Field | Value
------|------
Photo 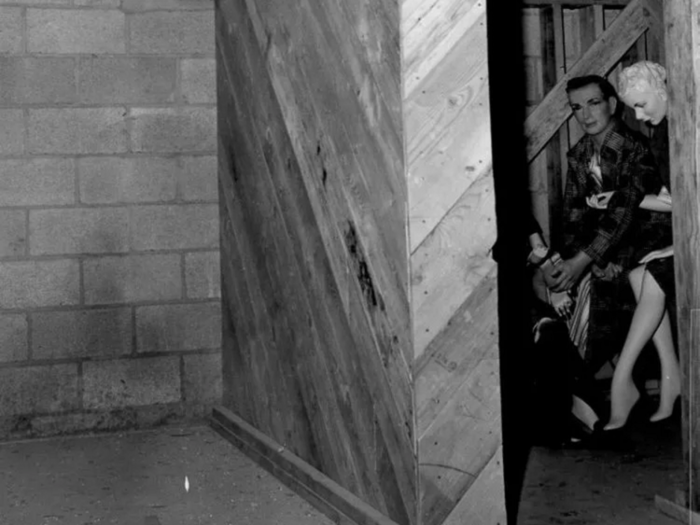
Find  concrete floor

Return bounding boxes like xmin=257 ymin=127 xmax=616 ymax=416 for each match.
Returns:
xmin=0 ymin=418 xmax=688 ymax=525
xmin=518 ymin=412 xmax=685 ymax=525
xmin=1 ymin=424 xmax=333 ymax=525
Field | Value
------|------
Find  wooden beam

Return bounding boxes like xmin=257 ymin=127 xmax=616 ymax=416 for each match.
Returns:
xmin=538 ymin=4 xmax=566 ymax=246
xmin=664 ymin=0 xmax=700 ymax=512
xmin=656 ymin=495 xmax=700 ymax=524
xmin=524 ymin=0 xmax=653 ymax=162
xmin=644 ymin=0 xmax=665 ymax=64
xmin=211 ymin=407 xmax=401 ymax=525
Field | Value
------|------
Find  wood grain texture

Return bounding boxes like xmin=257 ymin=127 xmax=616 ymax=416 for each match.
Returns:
xmin=664 ymin=0 xmax=700 ymax=510
xmin=217 ymin=0 xmax=415 ymax=523
xmin=441 ymin=446 xmax=506 ymax=525
xmin=404 ymin=0 xmax=504 ymax=519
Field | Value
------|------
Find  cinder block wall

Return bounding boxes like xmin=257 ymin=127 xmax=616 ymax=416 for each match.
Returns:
xmin=0 ymin=0 xmax=221 ymax=440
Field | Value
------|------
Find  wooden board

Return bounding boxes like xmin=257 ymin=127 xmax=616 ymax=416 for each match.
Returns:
xmin=403 ymin=0 xmax=506 ymax=522
xmin=212 ymin=407 xmax=401 ymax=525
xmin=216 ymin=0 xmax=415 ymax=523
xmin=664 ymin=0 xmax=700 ymax=511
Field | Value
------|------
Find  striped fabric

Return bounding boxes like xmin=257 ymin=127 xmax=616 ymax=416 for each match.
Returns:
xmin=566 ymin=272 xmax=592 ymax=359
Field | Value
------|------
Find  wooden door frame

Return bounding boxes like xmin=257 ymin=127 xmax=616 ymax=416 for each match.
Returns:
xmin=488 ymin=1 xmax=699 ymax=521
xmin=659 ymin=0 xmax=700 ymax=519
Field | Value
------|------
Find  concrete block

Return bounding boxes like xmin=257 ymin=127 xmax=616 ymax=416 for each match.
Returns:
xmin=177 ymin=155 xmax=218 ymax=201
xmin=0 ymin=364 xmax=79 ymax=416
xmin=130 ymin=204 xmax=218 ymax=251
xmin=185 ymin=251 xmax=220 ymax=299
xmin=0 ymin=109 xmax=24 ymax=155
xmin=0 ymin=158 xmax=75 ymax=207
xmin=122 ymin=0 xmax=213 ymax=12
xmin=181 ymin=59 xmax=216 ymax=103
xmin=28 ymin=9 xmax=126 ymax=54
xmin=130 ymin=107 xmax=216 ymax=153
xmin=0 ymin=314 xmax=28 ymax=363
xmin=32 ymin=308 xmax=132 ymax=360
xmin=129 ymin=11 xmax=214 ymax=54
xmin=183 ymin=353 xmax=221 ymax=405
xmin=83 ymin=254 xmax=182 ymax=305
xmin=79 ymin=57 xmax=177 ymax=104
xmin=0 ymin=0 xmax=68 ymax=4
xmin=78 ymin=157 xmax=178 ymax=205
xmin=0 ymin=210 xmax=26 ymax=258
xmin=30 ymin=208 xmax=129 ymax=256
xmin=21 ymin=404 xmax=188 ymax=439
xmin=136 ymin=302 xmax=221 ymax=353
xmin=0 ymin=8 xmax=22 ymax=53
xmin=0 ymin=260 xmax=80 ymax=309
xmin=74 ymin=0 xmax=120 ymax=6
xmin=83 ymin=356 xmax=181 ymax=409
xmin=28 ymin=108 xmax=128 ymax=154
xmin=0 ymin=57 xmax=76 ymax=105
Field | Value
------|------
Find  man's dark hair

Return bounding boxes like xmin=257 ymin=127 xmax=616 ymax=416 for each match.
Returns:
xmin=566 ymin=75 xmax=619 ymax=102
xmin=566 ymin=75 xmax=620 ymax=115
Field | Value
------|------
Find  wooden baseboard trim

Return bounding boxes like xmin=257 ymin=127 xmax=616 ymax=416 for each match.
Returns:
xmin=210 ymin=406 xmax=400 ymax=525
xmin=655 ymin=494 xmax=700 ymax=524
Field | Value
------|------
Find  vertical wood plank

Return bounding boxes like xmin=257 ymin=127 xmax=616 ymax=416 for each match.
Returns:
xmin=664 ymin=0 xmax=700 ymax=511
xmin=541 ymin=5 xmax=565 ymax=245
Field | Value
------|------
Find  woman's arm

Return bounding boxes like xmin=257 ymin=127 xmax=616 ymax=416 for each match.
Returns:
xmin=639 ymin=191 xmax=672 ymax=212
xmin=588 ymin=187 xmax=672 ymax=212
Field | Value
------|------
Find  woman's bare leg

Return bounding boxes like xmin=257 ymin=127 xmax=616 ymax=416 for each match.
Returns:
xmin=646 ymin=278 xmax=681 ymax=422
xmin=605 ymin=266 xmax=667 ymax=430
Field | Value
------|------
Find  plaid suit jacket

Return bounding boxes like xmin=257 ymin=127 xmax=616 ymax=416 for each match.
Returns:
xmin=560 ymin=119 xmax=662 ymax=269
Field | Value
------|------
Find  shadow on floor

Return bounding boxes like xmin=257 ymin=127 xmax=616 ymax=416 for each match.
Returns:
xmin=1 ymin=424 xmax=333 ymax=525
xmin=518 ymin=412 xmax=684 ymax=525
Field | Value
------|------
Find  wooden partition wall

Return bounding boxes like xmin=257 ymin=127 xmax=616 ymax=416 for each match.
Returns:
xmin=405 ymin=0 xmax=506 ymax=523
xmin=214 ymin=0 xmax=700 ymax=523
xmin=213 ymin=0 xmax=416 ymax=523
xmin=213 ymin=0 xmax=508 ymax=523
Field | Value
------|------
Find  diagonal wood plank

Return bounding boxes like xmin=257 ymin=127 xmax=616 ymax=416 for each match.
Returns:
xmin=415 ymin=265 xmax=498 ymax=438
xmin=419 ymin=358 xmax=501 ymax=525
xmin=411 ymin=172 xmax=496 ymax=358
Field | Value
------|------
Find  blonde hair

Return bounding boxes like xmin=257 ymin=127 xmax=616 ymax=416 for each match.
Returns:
xmin=618 ymin=61 xmax=667 ymax=100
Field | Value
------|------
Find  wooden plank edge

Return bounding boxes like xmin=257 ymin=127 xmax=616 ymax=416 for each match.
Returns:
xmin=655 ymin=494 xmax=700 ymax=524
xmin=210 ymin=406 xmax=402 ymax=525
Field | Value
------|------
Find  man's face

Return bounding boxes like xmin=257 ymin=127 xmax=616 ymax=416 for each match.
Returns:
xmin=568 ymin=83 xmax=617 ymax=138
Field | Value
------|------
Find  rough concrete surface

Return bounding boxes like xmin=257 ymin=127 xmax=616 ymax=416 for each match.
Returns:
xmin=519 ymin=414 xmax=684 ymax=525
xmin=0 ymin=424 xmax=333 ymax=525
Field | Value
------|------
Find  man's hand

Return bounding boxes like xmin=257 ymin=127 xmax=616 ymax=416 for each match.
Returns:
xmin=597 ymin=262 xmax=623 ymax=281
xmin=550 ymin=251 xmax=593 ymax=292
xmin=586 ymin=191 xmax=615 ymax=209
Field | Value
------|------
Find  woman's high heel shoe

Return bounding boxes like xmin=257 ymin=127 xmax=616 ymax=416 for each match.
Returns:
xmin=650 ymin=394 xmax=681 ymax=423
xmin=604 ymin=381 xmax=641 ymax=431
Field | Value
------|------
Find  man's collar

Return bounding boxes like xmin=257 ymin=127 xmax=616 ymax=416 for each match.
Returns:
xmin=581 ymin=118 xmax=625 ymax=155
xmin=602 ymin=118 xmax=627 ymax=155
